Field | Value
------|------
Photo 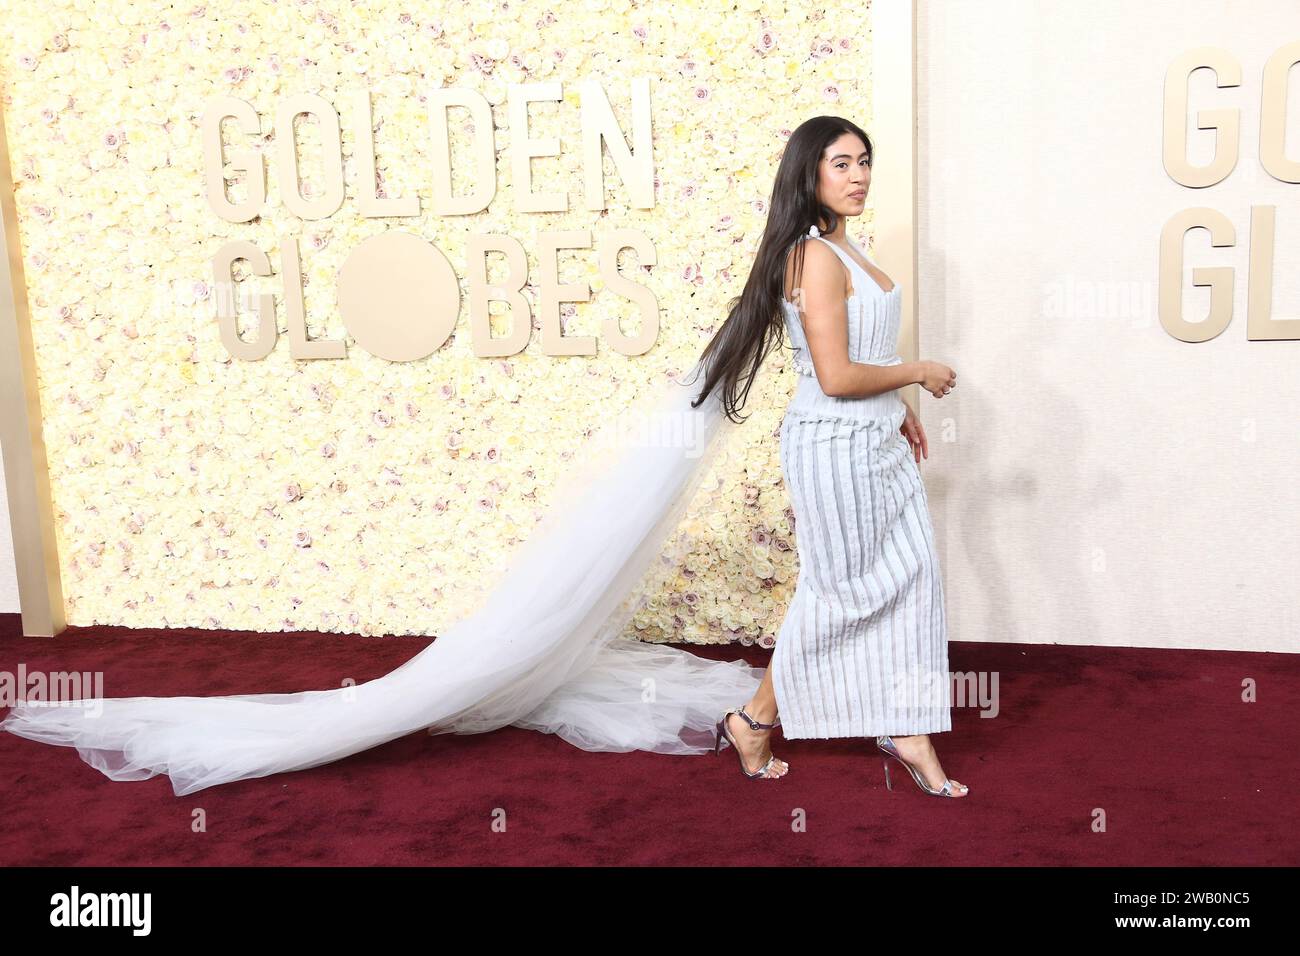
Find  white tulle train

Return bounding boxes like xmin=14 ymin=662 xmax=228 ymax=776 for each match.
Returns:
xmin=2 ymin=357 xmax=764 ymax=795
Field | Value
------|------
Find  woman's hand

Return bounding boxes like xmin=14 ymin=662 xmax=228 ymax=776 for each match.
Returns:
xmin=900 ymin=401 xmax=928 ymax=464
xmin=916 ymin=360 xmax=956 ymax=398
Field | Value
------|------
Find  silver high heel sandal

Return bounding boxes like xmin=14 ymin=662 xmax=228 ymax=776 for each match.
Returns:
xmin=877 ymin=735 xmax=969 ymax=798
xmin=714 ymin=706 xmax=787 ymax=779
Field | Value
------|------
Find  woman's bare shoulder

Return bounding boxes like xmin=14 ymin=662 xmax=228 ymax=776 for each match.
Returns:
xmin=784 ymin=237 xmax=849 ymax=303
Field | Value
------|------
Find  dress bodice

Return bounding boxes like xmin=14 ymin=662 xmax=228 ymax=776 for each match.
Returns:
xmin=781 ymin=225 xmax=903 ymax=377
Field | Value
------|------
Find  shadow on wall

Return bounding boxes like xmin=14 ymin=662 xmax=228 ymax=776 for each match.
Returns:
xmin=916 ymin=242 xmax=1116 ymax=650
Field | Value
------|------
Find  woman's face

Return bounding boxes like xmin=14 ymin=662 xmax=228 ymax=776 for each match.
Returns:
xmin=816 ymin=132 xmax=871 ymax=227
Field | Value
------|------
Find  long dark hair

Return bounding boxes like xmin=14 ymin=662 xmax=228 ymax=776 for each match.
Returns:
xmin=688 ymin=116 xmax=873 ymax=423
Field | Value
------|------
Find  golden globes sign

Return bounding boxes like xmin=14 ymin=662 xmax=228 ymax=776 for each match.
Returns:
xmin=203 ymin=80 xmax=660 ymax=362
xmin=1160 ymin=40 xmax=1300 ymax=342
xmin=1 ymin=1 xmax=884 ymax=639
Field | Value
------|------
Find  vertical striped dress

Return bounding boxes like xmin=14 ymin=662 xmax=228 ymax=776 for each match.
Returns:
xmin=771 ymin=227 xmax=952 ymax=738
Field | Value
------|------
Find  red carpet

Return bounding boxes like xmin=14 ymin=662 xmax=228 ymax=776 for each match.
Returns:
xmin=1 ymin=612 xmax=1295 ymax=866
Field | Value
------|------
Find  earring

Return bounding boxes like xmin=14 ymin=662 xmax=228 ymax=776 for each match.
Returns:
xmin=808 ymin=224 xmax=821 ymax=237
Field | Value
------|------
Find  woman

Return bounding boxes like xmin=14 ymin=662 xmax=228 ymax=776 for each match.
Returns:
xmin=2 ymin=116 xmax=965 ymax=799
xmin=692 ymin=116 xmax=966 ymax=796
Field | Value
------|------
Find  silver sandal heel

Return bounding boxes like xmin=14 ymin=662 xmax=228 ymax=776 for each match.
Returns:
xmin=877 ymin=735 xmax=968 ymax=797
xmin=714 ymin=706 xmax=787 ymax=779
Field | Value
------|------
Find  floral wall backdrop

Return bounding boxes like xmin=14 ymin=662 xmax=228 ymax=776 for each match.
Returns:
xmin=1 ymin=0 xmax=875 ymax=642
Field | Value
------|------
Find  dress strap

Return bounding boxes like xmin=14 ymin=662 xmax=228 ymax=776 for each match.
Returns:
xmin=801 ymin=225 xmax=858 ymax=274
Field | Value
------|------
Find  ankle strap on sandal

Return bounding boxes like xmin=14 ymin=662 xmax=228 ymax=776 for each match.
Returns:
xmin=733 ymin=706 xmax=780 ymax=731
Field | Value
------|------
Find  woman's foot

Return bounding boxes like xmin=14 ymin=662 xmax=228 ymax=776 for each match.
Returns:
xmin=726 ymin=702 xmax=789 ymax=779
xmin=888 ymin=734 xmax=967 ymax=796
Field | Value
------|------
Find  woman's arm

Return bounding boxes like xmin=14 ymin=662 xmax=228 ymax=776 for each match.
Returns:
xmin=790 ymin=240 xmax=920 ymax=399
xmin=826 ymin=360 xmax=920 ymax=400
